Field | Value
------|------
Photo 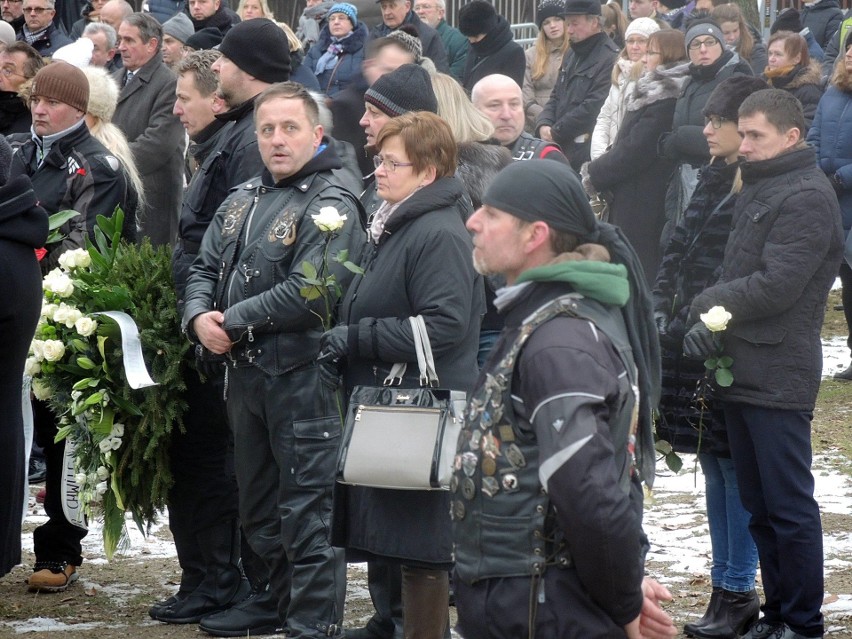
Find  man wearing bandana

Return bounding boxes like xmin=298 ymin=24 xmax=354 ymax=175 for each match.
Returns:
xmin=455 ymin=160 xmax=676 ymax=639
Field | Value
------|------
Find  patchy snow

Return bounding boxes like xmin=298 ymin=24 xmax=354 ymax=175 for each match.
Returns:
xmin=5 ymin=617 xmax=125 ymax=633
xmin=824 ymin=336 xmax=849 ymax=378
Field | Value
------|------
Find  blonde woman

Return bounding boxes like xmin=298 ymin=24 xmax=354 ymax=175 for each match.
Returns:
xmin=237 ymin=0 xmax=273 ymax=20
xmin=590 ymin=16 xmax=658 ymax=160
xmin=522 ymin=0 xmax=569 ymax=131
xmin=81 ymin=66 xmax=143 ymax=226
xmin=431 ymin=72 xmax=493 ymax=143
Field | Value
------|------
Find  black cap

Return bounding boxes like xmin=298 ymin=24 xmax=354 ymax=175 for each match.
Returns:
xmin=186 ymin=27 xmax=223 ymax=50
xmin=218 ymin=19 xmax=291 ymax=84
xmin=563 ymin=0 xmax=601 ymax=16
xmin=703 ymin=75 xmax=769 ymax=121
xmin=458 ymin=0 xmax=499 ymax=37
xmin=364 ymin=63 xmax=437 ymax=117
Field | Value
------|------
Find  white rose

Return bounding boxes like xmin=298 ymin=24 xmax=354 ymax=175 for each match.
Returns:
xmin=110 ymin=437 xmax=122 ymax=450
xmin=64 ymin=308 xmax=83 ymax=328
xmin=75 ymin=316 xmax=98 ymax=337
xmin=71 ymin=390 xmax=82 ymax=401
xmin=31 ymin=378 xmax=52 ymax=401
xmin=98 ymin=438 xmax=112 ymax=453
xmin=24 ymin=357 xmax=41 ymax=377
xmin=74 ymin=249 xmax=91 ymax=268
xmin=95 ymin=481 xmax=108 ymax=497
xmin=311 ymin=206 xmax=347 ymax=233
xmin=112 ymin=423 xmax=125 ymax=437
xmin=87 ymin=472 xmax=98 ymax=483
xmin=40 ymin=339 xmax=66 ymax=362
xmin=43 ymin=269 xmax=75 ymax=298
xmin=96 ymin=466 xmax=109 ymax=480
xmin=74 ymin=473 xmax=88 ymax=486
xmin=41 ymin=301 xmax=59 ymax=320
xmin=30 ymin=340 xmax=45 ymax=362
xmin=58 ymin=251 xmax=77 ymax=271
xmin=700 ymin=306 xmax=732 ymax=332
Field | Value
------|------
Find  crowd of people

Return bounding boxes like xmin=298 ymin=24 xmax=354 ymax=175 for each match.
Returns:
xmin=0 ymin=0 xmax=850 ymax=638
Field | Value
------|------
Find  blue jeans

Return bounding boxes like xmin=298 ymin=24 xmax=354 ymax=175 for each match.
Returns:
xmin=698 ymin=453 xmax=758 ymax=592
xmin=723 ymin=403 xmax=824 ymax=637
xmin=477 ymin=330 xmax=501 ymax=369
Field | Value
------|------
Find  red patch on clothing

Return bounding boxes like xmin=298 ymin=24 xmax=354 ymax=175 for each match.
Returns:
xmin=35 ymin=247 xmax=47 ymax=261
xmin=76 ymin=168 xmax=86 ymax=176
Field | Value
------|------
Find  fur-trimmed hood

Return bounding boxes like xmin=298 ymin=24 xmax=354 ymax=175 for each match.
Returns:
xmin=765 ymin=61 xmax=822 ymax=90
xmin=626 ymin=62 xmax=691 ymax=112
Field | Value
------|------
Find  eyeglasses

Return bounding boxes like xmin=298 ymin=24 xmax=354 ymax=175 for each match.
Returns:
xmin=705 ymin=115 xmax=731 ymax=129
xmin=24 ymin=6 xmax=50 ymax=13
xmin=688 ymin=37 xmax=720 ymax=50
xmin=373 ymin=155 xmax=414 ymax=172
xmin=0 ymin=66 xmax=23 ymax=77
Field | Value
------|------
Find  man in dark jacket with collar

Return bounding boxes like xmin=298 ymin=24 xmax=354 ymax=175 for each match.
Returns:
xmin=457 ymin=1 xmax=525 ymax=93
xmin=686 ymin=89 xmax=843 ymax=639
xmin=112 ymin=12 xmax=183 ymax=247
xmin=369 ymin=0 xmax=448 ymax=73
xmin=9 ymin=61 xmax=136 ymax=594
xmin=16 ymin=0 xmax=71 ymax=56
xmin=413 ymin=0 xmax=467 ymax=81
xmin=186 ymin=0 xmax=238 ymax=35
xmin=457 ymin=159 xmax=676 ymax=639
xmin=535 ymin=0 xmax=618 ymax=170
xmin=183 ymin=82 xmax=363 ymax=639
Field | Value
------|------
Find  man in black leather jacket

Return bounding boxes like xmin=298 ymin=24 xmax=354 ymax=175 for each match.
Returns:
xmin=183 ymin=82 xmax=363 ymax=639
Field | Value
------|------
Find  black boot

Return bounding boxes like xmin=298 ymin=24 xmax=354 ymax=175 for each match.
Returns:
xmin=155 ymin=520 xmax=250 ymax=624
xmin=347 ymin=562 xmax=404 ymax=639
xmin=687 ymin=589 xmax=760 ymax=639
xmin=834 ymin=364 xmax=852 ymax=380
xmin=198 ymin=586 xmax=282 ymax=637
xmin=684 ymin=587 xmax=722 ymax=637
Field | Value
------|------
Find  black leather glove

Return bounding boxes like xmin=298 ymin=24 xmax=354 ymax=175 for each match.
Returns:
xmin=318 ymin=357 xmax=342 ymax=389
xmin=319 ymin=325 xmax=349 ymax=362
xmin=682 ymin=323 xmax=717 ymax=360
xmin=654 ymin=311 xmax=669 ymax=337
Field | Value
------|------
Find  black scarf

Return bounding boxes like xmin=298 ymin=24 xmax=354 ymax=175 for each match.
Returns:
xmin=689 ymin=49 xmax=733 ymax=81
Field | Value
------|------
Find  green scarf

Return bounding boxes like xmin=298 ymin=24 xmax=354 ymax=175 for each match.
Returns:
xmin=515 ymin=260 xmax=630 ymax=307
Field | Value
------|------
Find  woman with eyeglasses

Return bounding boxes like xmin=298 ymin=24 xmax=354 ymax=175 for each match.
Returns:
xmin=763 ymin=30 xmax=823 ymax=130
xmin=323 ymin=111 xmax=483 ymax=639
xmin=590 ymin=17 xmax=658 ymax=161
xmin=658 ymin=19 xmax=752 ymax=245
xmin=583 ymin=29 xmax=689 ymax=284
xmin=654 ymin=75 xmax=769 ymax=639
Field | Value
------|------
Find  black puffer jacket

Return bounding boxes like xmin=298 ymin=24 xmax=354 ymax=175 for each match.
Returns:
xmin=8 ymin=121 xmax=137 ymax=270
xmin=333 ymin=176 xmax=484 ymax=566
xmin=460 ymin=15 xmax=525 ymax=92
xmin=0 ymin=92 xmax=30 ymax=136
xmin=764 ymin=62 xmax=824 ymax=129
xmin=536 ymin=32 xmax=619 ymax=167
xmin=183 ymin=140 xmax=365 ymax=377
xmin=690 ymin=146 xmax=843 ymax=411
xmin=654 ymin=160 xmax=738 ymax=456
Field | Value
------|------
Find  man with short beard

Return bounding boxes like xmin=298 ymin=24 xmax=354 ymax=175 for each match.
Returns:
xmin=186 ymin=0 xmax=239 ymax=35
xmin=2 ymin=0 xmax=24 ymax=35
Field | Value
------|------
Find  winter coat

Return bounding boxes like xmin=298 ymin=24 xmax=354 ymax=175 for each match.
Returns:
xmin=660 ymin=50 xmax=753 ymax=169
xmin=9 ymin=121 xmax=137 ymax=270
xmin=587 ymin=62 xmax=689 ymax=284
xmin=653 ymin=160 xmax=739 ymax=456
xmin=370 ymin=10 xmax=450 ymax=74
xmin=305 ymin=22 xmax=368 ymax=97
xmin=187 ymin=4 xmax=240 ymax=34
xmin=590 ymin=58 xmax=639 ymax=160
xmin=820 ymin=15 xmax=851 ymax=77
xmin=288 ymin=49 xmax=321 ymax=93
xmin=183 ymin=141 xmax=365 ymax=377
xmin=802 ymin=0 xmax=844 ymax=49
xmin=298 ymin=0 xmax=333 ymax=50
xmin=436 ymin=19 xmax=469 ymax=81
xmin=146 ymin=0 xmax=184 ymax=25
xmin=0 ymin=91 xmax=30 ymax=136
xmin=808 ymin=82 xmax=852 ymax=234
xmin=112 ymin=54 xmax=184 ymax=247
xmin=764 ymin=62 xmax=824 ymax=129
xmin=523 ymin=42 xmax=565 ymax=132
xmin=536 ymin=32 xmax=619 ymax=168
xmin=690 ymin=146 xmax=843 ymax=411
xmin=328 ymin=78 xmax=370 ymax=177
xmin=333 ymin=176 xmax=484 ymax=566
xmin=742 ymin=39 xmax=768 ymax=76
xmin=461 ymin=15 xmax=525 ymax=93
xmin=16 ymin=23 xmax=72 ymax=57
xmin=0 ymin=173 xmax=48 ymax=578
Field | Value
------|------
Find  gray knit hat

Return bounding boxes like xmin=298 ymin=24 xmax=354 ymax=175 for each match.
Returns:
xmin=685 ymin=20 xmax=725 ymax=51
xmin=162 ymin=12 xmax=194 ymax=44
xmin=364 ymin=63 xmax=437 ymax=117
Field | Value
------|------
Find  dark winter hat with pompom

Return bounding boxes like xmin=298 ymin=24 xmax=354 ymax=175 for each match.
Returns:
xmin=536 ymin=0 xmax=566 ymax=29
xmin=459 ymin=0 xmax=498 ymax=37
xmin=703 ymin=75 xmax=769 ymax=121
xmin=770 ymin=7 xmax=802 ymax=35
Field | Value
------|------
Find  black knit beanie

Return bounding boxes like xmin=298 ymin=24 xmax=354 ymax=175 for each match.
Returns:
xmin=703 ymin=75 xmax=769 ymax=121
xmin=459 ymin=1 xmax=498 ymax=37
xmin=364 ymin=63 xmax=437 ymax=117
xmin=536 ymin=0 xmax=566 ymax=28
xmin=187 ymin=27 xmax=224 ymax=50
xmin=770 ymin=8 xmax=802 ymax=35
xmin=218 ymin=19 xmax=291 ymax=84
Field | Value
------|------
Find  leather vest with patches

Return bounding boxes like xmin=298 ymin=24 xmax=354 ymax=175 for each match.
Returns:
xmin=510 ymin=132 xmax=558 ymax=162
xmin=452 ymin=293 xmax=639 ymax=584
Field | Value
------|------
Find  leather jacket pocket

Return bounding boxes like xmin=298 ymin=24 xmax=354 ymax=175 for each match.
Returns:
xmin=293 ymin=415 xmax=342 ymax=488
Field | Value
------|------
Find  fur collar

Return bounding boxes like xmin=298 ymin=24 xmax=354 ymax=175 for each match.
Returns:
xmin=626 ymin=62 xmax=691 ymax=112
xmin=766 ymin=62 xmax=822 ymax=90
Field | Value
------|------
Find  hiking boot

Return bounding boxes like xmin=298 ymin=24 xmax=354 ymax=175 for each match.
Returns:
xmin=28 ymin=562 xmax=79 ymax=593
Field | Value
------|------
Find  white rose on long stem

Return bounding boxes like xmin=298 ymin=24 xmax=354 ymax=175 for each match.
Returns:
xmin=311 ymin=206 xmax=347 ymax=232
xmin=41 ymin=339 xmax=66 ymax=362
xmin=700 ymin=306 xmax=732 ymax=332
xmin=75 ymin=316 xmax=98 ymax=337
xmin=31 ymin=378 xmax=52 ymax=400
xmin=24 ymin=356 xmax=41 ymax=377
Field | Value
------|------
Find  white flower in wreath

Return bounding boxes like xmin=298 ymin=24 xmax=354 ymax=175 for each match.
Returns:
xmin=75 ymin=316 xmax=98 ymax=337
xmin=96 ymin=466 xmax=109 ymax=480
xmin=43 ymin=268 xmax=74 ymax=297
xmin=58 ymin=248 xmax=90 ymax=271
xmin=110 ymin=437 xmax=122 ymax=450
xmin=98 ymin=438 xmax=113 ymax=453
xmin=111 ymin=423 xmax=125 ymax=437
xmin=95 ymin=481 xmax=108 ymax=497
xmin=24 ymin=356 xmax=41 ymax=377
xmin=31 ymin=378 xmax=52 ymax=400
xmin=74 ymin=473 xmax=88 ymax=486
xmin=53 ymin=303 xmax=83 ymax=328
xmin=311 ymin=206 xmax=347 ymax=232
xmin=41 ymin=339 xmax=66 ymax=362
xmin=700 ymin=305 xmax=732 ymax=332
xmin=41 ymin=301 xmax=59 ymax=320
xmin=30 ymin=340 xmax=45 ymax=362
xmin=71 ymin=390 xmax=82 ymax=401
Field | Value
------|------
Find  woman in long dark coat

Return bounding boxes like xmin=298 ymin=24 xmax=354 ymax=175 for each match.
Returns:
xmin=585 ymin=30 xmax=689 ymax=285
xmin=0 ymin=136 xmax=48 ymax=577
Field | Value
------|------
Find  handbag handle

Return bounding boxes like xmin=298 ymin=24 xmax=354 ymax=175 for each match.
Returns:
xmin=382 ymin=315 xmax=440 ymax=387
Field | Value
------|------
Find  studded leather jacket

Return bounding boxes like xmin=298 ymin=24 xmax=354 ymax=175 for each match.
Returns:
xmin=182 ymin=142 xmax=364 ymax=376
xmin=453 ymin=288 xmax=645 ymax=624
xmin=508 ymin=132 xmax=569 ymax=164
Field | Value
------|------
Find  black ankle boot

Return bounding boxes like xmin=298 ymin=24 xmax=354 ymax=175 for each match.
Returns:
xmin=688 ymin=589 xmax=760 ymax=639
xmin=685 ymin=587 xmax=722 ymax=637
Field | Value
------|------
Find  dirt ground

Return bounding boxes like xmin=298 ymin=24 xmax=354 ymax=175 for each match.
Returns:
xmin=1 ymin=296 xmax=850 ymax=638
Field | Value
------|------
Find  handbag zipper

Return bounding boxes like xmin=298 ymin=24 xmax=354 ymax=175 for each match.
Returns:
xmin=354 ymin=404 xmax=449 ymax=421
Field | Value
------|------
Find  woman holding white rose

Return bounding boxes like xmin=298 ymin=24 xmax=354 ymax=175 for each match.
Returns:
xmin=317 ymin=112 xmax=483 ymax=639
xmin=653 ymin=76 xmax=767 ymax=639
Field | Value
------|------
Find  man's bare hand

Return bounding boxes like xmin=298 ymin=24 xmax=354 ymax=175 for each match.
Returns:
xmin=539 ymin=125 xmax=553 ymax=142
xmin=193 ymin=311 xmax=232 ymax=354
xmin=639 ymin=577 xmax=677 ymax=638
